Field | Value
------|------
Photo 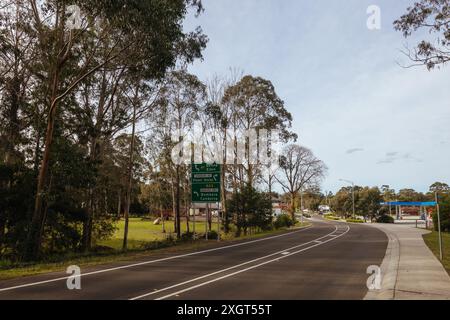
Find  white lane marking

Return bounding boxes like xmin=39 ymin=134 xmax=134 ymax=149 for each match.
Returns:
xmin=281 ymin=252 xmax=290 ymax=255
xmin=0 ymin=225 xmax=314 ymax=293
xmin=153 ymin=226 xmax=351 ymax=301
xmin=130 ymin=226 xmax=340 ymax=300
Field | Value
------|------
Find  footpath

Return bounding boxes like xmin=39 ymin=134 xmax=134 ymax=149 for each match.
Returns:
xmin=365 ymin=223 xmax=450 ymax=300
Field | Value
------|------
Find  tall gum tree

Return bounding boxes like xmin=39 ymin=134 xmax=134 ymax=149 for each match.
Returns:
xmin=276 ymin=144 xmax=327 ymax=220
xmin=222 ymin=75 xmax=297 ymax=189
xmin=24 ymin=0 xmax=207 ymax=260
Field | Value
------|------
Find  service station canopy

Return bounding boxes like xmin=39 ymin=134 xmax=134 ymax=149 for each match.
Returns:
xmin=380 ymin=202 xmax=437 ymax=207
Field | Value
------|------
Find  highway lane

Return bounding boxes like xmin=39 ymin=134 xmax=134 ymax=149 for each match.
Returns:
xmin=0 ymin=220 xmax=387 ymax=300
xmin=165 ymin=222 xmax=387 ymax=300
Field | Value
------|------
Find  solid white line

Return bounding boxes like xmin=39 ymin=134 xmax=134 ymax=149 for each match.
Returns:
xmin=130 ymin=226 xmax=340 ymax=300
xmin=0 ymin=225 xmax=315 ymax=293
xmin=153 ymin=226 xmax=351 ymax=300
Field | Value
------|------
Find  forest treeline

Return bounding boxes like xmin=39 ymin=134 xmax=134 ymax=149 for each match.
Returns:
xmin=0 ymin=1 xmax=326 ymax=262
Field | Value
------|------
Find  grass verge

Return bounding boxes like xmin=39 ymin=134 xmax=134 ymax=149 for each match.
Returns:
xmin=423 ymin=231 xmax=450 ymax=276
xmin=0 ymin=222 xmax=311 ymax=281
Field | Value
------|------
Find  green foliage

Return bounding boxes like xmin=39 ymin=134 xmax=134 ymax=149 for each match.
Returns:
xmin=324 ymin=216 xmax=341 ymax=221
xmin=203 ymin=230 xmax=219 ymax=240
xmin=0 ymin=0 xmax=208 ymax=261
xmin=433 ymin=194 xmax=450 ymax=232
xmin=376 ymin=215 xmax=395 ymax=224
xmin=0 ymin=163 xmax=36 ymax=258
xmin=227 ymin=186 xmax=273 ymax=237
xmin=346 ymin=218 xmax=364 ymax=223
xmin=331 ymin=186 xmax=382 ymax=220
xmin=394 ymin=0 xmax=450 ymax=70
xmin=274 ymin=214 xmax=296 ymax=229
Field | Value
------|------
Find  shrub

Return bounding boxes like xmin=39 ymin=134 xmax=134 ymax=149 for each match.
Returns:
xmin=202 ymin=230 xmax=219 ymax=240
xmin=274 ymin=214 xmax=296 ymax=229
xmin=376 ymin=215 xmax=395 ymax=224
xmin=433 ymin=195 xmax=450 ymax=232
xmin=346 ymin=218 xmax=364 ymax=223
xmin=227 ymin=186 xmax=273 ymax=236
xmin=181 ymin=232 xmax=196 ymax=241
xmin=325 ymin=216 xmax=341 ymax=221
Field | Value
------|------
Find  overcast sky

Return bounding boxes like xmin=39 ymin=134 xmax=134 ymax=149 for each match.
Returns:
xmin=184 ymin=0 xmax=450 ymax=193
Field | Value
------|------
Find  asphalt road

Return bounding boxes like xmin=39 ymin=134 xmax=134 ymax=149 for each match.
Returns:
xmin=0 ymin=219 xmax=387 ymax=300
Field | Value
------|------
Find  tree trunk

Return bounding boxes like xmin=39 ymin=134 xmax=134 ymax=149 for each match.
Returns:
xmin=122 ymin=101 xmax=137 ymax=252
xmin=24 ymin=76 xmax=60 ymax=261
xmin=185 ymin=190 xmax=190 ymax=233
xmin=117 ymin=189 xmax=122 ymax=217
xmin=221 ymin=164 xmax=229 ymax=233
xmin=0 ymin=216 xmax=5 ymax=253
xmin=171 ymin=177 xmax=176 ymax=234
xmin=175 ymin=165 xmax=181 ymax=239
xmin=290 ymin=193 xmax=296 ymax=220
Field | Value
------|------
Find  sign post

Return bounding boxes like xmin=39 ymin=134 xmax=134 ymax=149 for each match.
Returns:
xmin=191 ymin=163 xmax=221 ymax=240
xmin=435 ymin=192 xmax=443 ymax=261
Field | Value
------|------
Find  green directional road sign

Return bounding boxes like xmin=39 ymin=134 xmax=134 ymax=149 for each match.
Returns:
xmin=191 ymin=163 xmax=221 ymax=203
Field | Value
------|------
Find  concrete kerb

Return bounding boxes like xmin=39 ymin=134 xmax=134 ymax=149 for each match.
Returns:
xmin=364 ymin=224 xmax=399 ymax=300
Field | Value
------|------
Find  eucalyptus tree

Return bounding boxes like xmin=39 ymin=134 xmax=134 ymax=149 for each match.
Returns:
xmin=222 ymin=75 xmax=296 ymax=189
xmin=23 ymin=0 xmax=207 ymax=260
xmin=0 ymin=0 xmax=39 ymax=256
xmin=202 ymin=70 xmax=242 ymax=232
xmin=276 ymin=144 xmax=327 ymax=219
xmin=152 ymin=69 xmax=207 ymax=239
xmin=394 ymin=0 xmax=450 ymax=69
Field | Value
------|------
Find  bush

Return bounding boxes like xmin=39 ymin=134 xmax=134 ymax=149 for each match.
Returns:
xmin=181 ymin=232 xmax=196 ymax=241
xmin=433 ymin=195 xmax=450 ymax=232
xmin=325 ymin=216 xmax=341 ymax=221
xmin=274 ymin=214 xmax=296 ymax=229
xmin=346 ymin=218 xmax=364 ymax=223
xmin=376 ymin=215 xmax=395 ymax=224
xmin=205 ymin=230 xmax=219 ymax=240
xmin=227 ymin=186 xmax=273 ymax=236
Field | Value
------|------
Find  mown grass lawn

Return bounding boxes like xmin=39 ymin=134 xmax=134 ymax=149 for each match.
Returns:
xmin=98 ymin=218 xmax=219 ymax=250
xmin=0 ymin=219 xmax=310 ymax=280
xmin=423 ymin=230 xmax=450 ymax=276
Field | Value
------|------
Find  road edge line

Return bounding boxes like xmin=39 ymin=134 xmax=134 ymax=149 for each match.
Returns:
xmin=0 ymin=225 xmax=314 ymax=292
xmin=150 ymin=225 xmax=351 ymax=301
xmin=130 ymin=225 xmax=339 ymax=300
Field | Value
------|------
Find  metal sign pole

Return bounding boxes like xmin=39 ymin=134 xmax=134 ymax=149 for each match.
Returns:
xmin=192 ymin=205 xmax=196 ymax=240
xmin=205 ymin=203 xmax=209 ymax=241
xmin=217 ymin=201 xmax=221 ymax=242
xmin=435 ymin=192 xmax=443 ymax=261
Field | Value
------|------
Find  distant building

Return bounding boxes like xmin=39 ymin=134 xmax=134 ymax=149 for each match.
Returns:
xmin=318 ymin=205 xmax=331 ymax=214
xmin=272 ymin=201 xmax=283 ymax=217
xmin=271 ymin=195 xmax=286 ymax=217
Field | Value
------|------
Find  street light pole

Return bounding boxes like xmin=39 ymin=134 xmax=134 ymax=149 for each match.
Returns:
xmin=340 ymin=179 xmax=355 ymax=219
xmin=351 ymin=183 xmax=355 ymax=219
